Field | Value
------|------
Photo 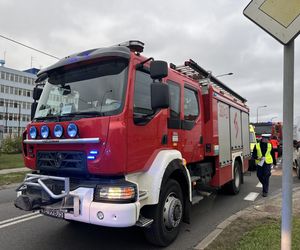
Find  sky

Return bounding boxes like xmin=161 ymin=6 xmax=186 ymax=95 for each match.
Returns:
xmin=0 ymin=0 xmax=299 ymax=123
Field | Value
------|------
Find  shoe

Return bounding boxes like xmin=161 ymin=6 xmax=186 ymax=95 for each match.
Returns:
xmin=262 ymin=192 xmax=268 ymax=197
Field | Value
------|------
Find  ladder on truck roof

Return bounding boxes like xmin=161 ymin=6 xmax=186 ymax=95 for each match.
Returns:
xmin=172 ymin=59 xmax=247 ymax=103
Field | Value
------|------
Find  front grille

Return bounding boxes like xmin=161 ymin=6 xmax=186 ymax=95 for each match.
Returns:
xmin=37 ymin=151 xmax=87 ymax=175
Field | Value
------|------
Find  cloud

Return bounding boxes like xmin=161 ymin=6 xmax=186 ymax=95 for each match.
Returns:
xmin=0 ymin=0 xmax=300 ymax=121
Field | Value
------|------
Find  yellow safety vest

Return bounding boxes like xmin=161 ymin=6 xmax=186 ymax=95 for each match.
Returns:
xmin=255 ymin=143 xmax=273 ymax=165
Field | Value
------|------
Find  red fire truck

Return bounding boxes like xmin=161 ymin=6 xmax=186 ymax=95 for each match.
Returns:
xmin=253 ymin=122 xmax=283 ymax=157
xmin=15 ymin=41 xmax=250 ymax=246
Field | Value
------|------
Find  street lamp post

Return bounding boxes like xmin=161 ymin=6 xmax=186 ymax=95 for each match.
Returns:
xmin=256 ymin=105 xmax=267 ymax=123
xmin=18 ymin=104 xmax=21 ymax=137
xmin=215 ymin=72 xmax=233 ymax=78
xmin=4 ymin=102 xmax=8 ymax=135
xmin=14 ymin=102 xmax=21 ymax=137
xmin=270 ymin=116 xmax=278 ymax=122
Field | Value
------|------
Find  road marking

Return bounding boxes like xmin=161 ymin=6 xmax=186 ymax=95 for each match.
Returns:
xmin=0 ymin=212 xmax=42 ymax=229
xmin=0 ymin=212 xmax=39 ymax=225
xmin=256 ymin=182 xmax=263 ymax=188
xmin=244 ymin=192 xmax=260 ymax=201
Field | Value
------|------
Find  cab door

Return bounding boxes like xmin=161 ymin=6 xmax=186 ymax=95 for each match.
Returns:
xmin=127 ymin=66 xmax=168 ymax=173
xmin=167 ymin=80 xmax=204 ymax=162
xmin=181 ymin=85 xmax=204 ymax=162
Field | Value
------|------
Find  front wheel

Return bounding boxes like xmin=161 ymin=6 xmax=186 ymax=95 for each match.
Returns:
xmin=143 ymin=179 xmax=183 ymax=247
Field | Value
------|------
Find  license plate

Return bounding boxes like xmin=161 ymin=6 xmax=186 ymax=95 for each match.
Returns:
xmin=40 ymin=208 xmax=64 ymax=219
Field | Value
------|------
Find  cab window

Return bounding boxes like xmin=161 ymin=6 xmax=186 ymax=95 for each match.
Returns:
xmin=184 ymin=87 xmax=199 ymax=121
xmin=134 ymin=70 xmax=153 ymax=115
xmin=168 ymin=81 xmax=180 ymax=118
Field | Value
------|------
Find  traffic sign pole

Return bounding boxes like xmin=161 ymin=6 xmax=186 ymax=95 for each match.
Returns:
xmin=281 ymin=40 xmax=294 ymax=250
xmin=244 ymin=2 xmax=299 ymax=248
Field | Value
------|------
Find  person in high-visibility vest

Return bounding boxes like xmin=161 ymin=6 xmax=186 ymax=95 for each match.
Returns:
xmin=252 ymin=134 xmax=276 ymax=197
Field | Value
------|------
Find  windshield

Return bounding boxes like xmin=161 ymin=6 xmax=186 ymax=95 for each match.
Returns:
xmin=254 ymin=125 xmax=272 ymax=135
xmin=34 ymin=58 xmax=128 ymax=120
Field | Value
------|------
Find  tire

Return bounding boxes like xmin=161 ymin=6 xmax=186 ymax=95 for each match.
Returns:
xmin=227 ymin=161 xmax=242 ymax=195
xmin=143 ymin=179 xmax=183 ymax=247
xmin=296 ymin=161 xmax=300 ymax=179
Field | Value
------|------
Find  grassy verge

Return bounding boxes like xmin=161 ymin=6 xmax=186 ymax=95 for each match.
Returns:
xmin=206 ymin=217 xmax=300 ymax=250
xmin=0 ymin=171 xmax=28 ymax=186
xmin=0 ymin=154 xmax=24 ymax=170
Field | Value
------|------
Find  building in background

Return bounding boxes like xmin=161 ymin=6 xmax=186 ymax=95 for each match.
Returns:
xmin=0 ymin=61 xmax=38 ymax=138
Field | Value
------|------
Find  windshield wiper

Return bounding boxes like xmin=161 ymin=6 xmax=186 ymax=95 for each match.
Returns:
xmin=61 ymin=111 xmax=105 ymax=117
xmin=34 ymin=115 xmax=59 ymax=122
xmin=34 ymin=111 xmax=104 ymax=121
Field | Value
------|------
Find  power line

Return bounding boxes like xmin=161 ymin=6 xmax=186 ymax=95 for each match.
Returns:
xmin=0 ymin=34 xmax=60 ymax=60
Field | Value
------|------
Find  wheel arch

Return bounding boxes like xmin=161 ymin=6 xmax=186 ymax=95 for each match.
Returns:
xmin=231 ymin=152 xmax=243 ymax=184
xmin=161 ymin=159 xmax=192 ymax=223
xmin=126 ymin=150 xmax=192 ymax=206
xmin=161 ymin=159 xmax=191 ymax=202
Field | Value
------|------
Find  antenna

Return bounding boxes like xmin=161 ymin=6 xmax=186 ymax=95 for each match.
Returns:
xmin=0 ymin=51 xmax=6 ymax=66
xmin=31 ymin=56 xmax=35 ymax=68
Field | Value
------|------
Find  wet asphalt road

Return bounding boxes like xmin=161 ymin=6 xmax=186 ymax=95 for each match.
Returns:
xmin=0 ymin=168 xmax=298 ymax=250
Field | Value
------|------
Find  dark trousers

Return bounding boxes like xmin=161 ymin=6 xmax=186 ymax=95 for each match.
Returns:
xmin=257 ymin=163 xmax=272 ymax=193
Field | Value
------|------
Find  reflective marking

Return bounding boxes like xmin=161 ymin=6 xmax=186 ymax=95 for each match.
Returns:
xmin=0 ymin=212 xmax=42 ymax=229
xmin=256 ymin=182 xmax=263 ymax=188
xmin=244 ymin=192 xmax=260 ymax=201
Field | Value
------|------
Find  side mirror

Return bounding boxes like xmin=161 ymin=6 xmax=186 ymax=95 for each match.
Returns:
xmin=31 ymin=102 xmax=38 ymax=120
xmin=150 ymin=61 xmax=168 ymax=80
xmin=151 ymin=83 xmax=169 ymax=110
xmin=33 ymin=87 xmax=43 ymax=101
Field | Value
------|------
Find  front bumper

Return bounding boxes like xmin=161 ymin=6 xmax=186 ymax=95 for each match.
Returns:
xmin=65 ymin=187 xmax=140 ymax=227
xmin=15 ymin=174 xmax=140 ymax=228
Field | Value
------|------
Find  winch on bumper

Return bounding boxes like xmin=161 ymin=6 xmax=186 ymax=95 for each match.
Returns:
xmin=15 ymin=174 xmax=144 ymax=227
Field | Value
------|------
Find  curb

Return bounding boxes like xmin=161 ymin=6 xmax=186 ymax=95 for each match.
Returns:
xmin=0 ymin=183 xmax=20 ymax=190
xmin=193 ymin=187 xmax=300 ymax=250
xmin=193 ymin=209 xmax=249 ymax=250
xmin=0 ymin=167 xmax=29 ymax=175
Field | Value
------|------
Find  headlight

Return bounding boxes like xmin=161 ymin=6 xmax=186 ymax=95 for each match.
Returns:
xmin=94 ymin=185 xmax=137 ymax=203
xmin=67 ymin=123 xmax=78 ymax=138
xmin=54 ymin=124 xmax=63 ymax=138
xmin=40 ymin=125 xmax=49 ymax=139
xmin=29 ymin=126 xmax=37 ymax=139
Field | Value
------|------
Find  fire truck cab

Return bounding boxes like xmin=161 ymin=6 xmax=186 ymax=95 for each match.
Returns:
xmin=15 ymin=41 xmax=250 ymax=246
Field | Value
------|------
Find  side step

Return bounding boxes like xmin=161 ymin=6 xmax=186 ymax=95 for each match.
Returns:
xmin=191 ymin=176 xmax=201 ymax=183
xmin=135 ymin=215 xmax=153 ymax=228
xmin=192 ymin=191 xmax=213 ymax=205
xmin=192 ymin=195 xmax=204 ymax=205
